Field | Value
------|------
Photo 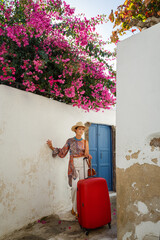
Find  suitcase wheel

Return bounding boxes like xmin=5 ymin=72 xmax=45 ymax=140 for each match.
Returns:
xmin=82 ymin=228 xmax=89 ymax=236
xmin=85 ymin=230 xmax=89 ymax=236
xmin=108 ymin=222 xmax=111 ymax=229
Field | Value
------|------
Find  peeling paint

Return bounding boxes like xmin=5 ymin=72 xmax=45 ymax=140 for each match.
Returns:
xmin=49 ymin=182 xmax=56 ymax=197
xmin=39 ymin=145 xmax=50 ymax=162
xmin=135 ymin=201 xmax=149 ymax=215
xmin=125 ymin=150 xmax=141 ymax=161
xmin=135 ymin=221 xmax=160 ymax=240
xmin=131 ymin=150 xmax=141 ymax=159
xmin=151 ymin=146 xmax=155 ymax=152
xmin=150 ymin=138 xmax=160 ymax=148
xmin=117 ymin=163 xmax=160 ymax=240
xmin=151 ymin=158 xmax=158 ymax=164
xmin=0 ymin=177 xmax=18 ymax=215
xmin=125 ymin=155 xmax=131 ymax=160
xmin=21 ymin=157 xmax=39 ymax=175
xmin=132 ymin=182 xmax=136 ymax=187
xmin=122 ymin=232 xmax=132 ymax=240
xmin=20 ymin=157 xmax=39 ymax=188
xmin=117 ymin=145 xmax=160 ymax=169
xmin=0 ymin=180 xmax=6 ymax=202
xmin=132 ymin=182 xmax=138 ymax=191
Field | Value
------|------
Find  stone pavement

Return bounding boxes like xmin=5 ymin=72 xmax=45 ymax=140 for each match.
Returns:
xmin=1 ymin=194 xmax=117 ymax=240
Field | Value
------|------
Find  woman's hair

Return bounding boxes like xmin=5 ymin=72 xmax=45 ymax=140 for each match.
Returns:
xmin=75 ymin=126 xmax=85 ymax=131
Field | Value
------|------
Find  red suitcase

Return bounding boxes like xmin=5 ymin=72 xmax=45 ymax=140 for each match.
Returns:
xmin=77 ymin=158 xmax=111 ymax=235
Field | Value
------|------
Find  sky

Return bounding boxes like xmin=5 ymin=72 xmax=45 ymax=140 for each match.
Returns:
xmin=64 ymin=0 xmax=133 ymax=50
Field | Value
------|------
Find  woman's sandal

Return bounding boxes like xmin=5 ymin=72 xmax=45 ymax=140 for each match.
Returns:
xmin=71 ymin=208 xmax=78 ymax=219
xmin=71 ymin=208 xmax=76 ymax=216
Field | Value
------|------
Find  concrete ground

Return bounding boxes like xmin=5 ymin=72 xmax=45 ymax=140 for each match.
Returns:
xmin=1 ymin=193 xmax=117 ymax=240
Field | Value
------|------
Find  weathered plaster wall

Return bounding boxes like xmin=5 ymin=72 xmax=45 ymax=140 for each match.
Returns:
xmin=116 ymin=23 xmax=160 ymax=239
xmin=0 ymin=85 xmax=115 ymax=238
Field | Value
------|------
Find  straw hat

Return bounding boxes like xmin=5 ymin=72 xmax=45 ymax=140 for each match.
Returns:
xmin=71 ymin=122 xmax=88 ymax=132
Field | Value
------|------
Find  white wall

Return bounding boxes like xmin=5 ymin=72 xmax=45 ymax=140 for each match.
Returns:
xmin=117 ymin=23 xmax=160 ymax=169
xmin=0 ymin=85 xmax=115 ymax=238
xmin=116 ymin=23 xmax=160 ymax=240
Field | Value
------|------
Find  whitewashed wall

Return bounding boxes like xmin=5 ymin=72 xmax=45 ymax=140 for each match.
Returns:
xmin=116 ymin=23 xmax=160 ymax=240
xmin=0 ymin=85 xmax=116 ymax=238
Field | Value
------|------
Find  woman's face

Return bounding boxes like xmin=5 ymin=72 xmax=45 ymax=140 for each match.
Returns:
xmin=75 ymin=127 xmax=85 ymax=136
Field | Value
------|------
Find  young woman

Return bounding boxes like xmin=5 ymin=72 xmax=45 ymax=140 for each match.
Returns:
xmin=46 ymin=121 xmax=92 ymax=217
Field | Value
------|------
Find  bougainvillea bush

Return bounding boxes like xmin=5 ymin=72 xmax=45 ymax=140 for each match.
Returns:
xmin=0 ymin=0 xmax=116 ymax=111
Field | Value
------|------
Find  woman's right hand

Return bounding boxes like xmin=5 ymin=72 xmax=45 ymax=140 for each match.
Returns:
xmin=46 ymin=139 xmax=54 ymax=150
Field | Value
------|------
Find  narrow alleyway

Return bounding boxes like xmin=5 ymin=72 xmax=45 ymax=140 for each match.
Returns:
xmin=1 ymin=193 xmax=117 ymax=240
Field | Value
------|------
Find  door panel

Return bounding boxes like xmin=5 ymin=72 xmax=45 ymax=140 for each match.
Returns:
xmin=98 ymin=125 xmax=112 ymax=190
xmin=89 ymin=124 xmax=112 ymax=190
xmin=88 ymin=124 xmax=98 ymax=176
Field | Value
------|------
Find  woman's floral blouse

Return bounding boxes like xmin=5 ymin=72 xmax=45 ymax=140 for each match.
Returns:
xmin=52 ymin=137 xmax=89 ymax=186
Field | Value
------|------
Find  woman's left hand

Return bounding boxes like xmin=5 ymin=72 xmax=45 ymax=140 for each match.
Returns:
xmin=85 ymin=154 xmax=92 ymax=165
xmin=85 ymin=153 xmax=92 ymax=159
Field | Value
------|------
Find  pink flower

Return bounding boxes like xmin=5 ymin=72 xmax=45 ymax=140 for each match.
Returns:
xmin=26 ymin=72 xmax=33 ymax=76
xmin=33 ymin=75 xmax=39 ymax=81
xmin=41 ymin=221 xmax=46 ymax=224
xmin=64 ymin=86 xmax=75 ymax=98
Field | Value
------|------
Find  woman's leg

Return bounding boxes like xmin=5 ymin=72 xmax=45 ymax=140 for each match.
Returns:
xmin=71 ymin=158 xmax=89 ymax=214
xmin=71 ymin=171 xmax=79 ymax=213
xmin=78 ymin=160 xmax=88 ymax=180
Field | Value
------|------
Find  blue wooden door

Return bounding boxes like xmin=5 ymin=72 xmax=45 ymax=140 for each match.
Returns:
xmin=89 ymin=124 xmax=112 ymax=191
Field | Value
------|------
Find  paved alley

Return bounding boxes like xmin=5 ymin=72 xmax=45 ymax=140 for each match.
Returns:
xmin=0 ymin=194 xmax=117 ymax=240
